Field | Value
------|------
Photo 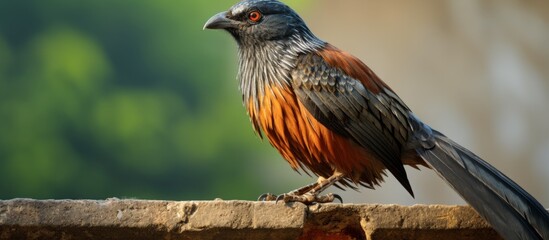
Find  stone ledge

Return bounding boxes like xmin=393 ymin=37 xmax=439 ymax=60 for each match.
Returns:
xmin=0 ymin=198 xmax=501 ymax=240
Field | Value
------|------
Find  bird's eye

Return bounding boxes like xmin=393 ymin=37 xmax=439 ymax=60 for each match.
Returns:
xmin=248 ymin=11 xmax=262 ymax=23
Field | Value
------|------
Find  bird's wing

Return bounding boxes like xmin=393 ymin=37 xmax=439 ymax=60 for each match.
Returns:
xmin=291 ymin=44 xmax=415 ymax=196
xmin=291 ymin=44 xmax=549 ymax=239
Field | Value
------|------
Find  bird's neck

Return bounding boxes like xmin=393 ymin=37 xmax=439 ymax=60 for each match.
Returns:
xmin=237 ymin=33 xmax=325 ymax=114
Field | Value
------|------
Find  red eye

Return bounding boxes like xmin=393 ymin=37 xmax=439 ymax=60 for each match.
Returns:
xmin=248 ymin=11 xmax=262 ymax=22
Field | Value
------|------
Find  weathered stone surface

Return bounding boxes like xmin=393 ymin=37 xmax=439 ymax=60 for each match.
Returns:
xmin=0 ymin=199 xmax=502 ymax=240
xmin=302 ymin=204 xmax=501 ymax=240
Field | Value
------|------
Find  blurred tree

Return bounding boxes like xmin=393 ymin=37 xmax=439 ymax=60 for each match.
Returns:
xmin=0 ymin=0 xmax=311 ymax=200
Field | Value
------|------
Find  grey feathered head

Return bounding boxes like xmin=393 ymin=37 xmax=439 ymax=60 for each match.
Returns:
xmin=204 ymin=0 xmax=325 ymax=116
xmin=204 ymin=0 xmax=312 ymax=44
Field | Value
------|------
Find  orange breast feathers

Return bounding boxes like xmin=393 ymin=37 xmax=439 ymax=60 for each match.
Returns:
xmin=247 ymin=84 xmax=386 ymax=187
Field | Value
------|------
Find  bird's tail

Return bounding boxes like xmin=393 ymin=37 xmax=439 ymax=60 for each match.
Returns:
xmin=416 ymin=130 xmax=549 ymax=240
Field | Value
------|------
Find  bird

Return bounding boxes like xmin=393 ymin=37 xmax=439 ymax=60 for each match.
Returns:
xmin=204 ymin=0 xmax=549 ymax=239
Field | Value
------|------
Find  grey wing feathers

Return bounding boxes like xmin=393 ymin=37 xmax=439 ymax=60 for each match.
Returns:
xmin=291 ymin=53 xmax=416 ymax=196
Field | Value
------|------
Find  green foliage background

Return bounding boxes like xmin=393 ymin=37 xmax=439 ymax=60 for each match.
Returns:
xmin=0 ymin=0 xmax=311 ymax=200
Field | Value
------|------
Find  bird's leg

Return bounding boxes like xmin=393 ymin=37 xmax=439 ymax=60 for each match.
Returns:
xmin=277 ymin=171 xmax=345 ymax=204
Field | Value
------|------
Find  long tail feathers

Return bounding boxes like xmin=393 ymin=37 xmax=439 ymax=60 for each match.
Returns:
xmin=416 ymin=130 xmax=549 ymax=240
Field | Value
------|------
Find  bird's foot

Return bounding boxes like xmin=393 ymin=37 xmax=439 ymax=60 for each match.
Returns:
xmin=257 ymin=192 xmax=342 ymax=205
xmin=276 ymin=192 xmax=343 ymax=205
xmin=258 ymin=172 xmax=345 ymax=204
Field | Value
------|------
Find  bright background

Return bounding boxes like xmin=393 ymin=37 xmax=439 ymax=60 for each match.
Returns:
xmin=1 ymin=0 xmax=548 ymax=207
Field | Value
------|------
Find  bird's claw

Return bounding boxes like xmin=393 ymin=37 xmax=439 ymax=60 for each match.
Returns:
xmin=257 ymin=193 xmax=277 ymax=201
xmin=275 ymin=194 xmax=286 ymax=204
xmin=330 ymin=193 xmax=344 ymax=203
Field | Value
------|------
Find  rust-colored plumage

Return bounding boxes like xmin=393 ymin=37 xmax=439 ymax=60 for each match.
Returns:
xmin=248 ymin=83 xmax=386 ymax=188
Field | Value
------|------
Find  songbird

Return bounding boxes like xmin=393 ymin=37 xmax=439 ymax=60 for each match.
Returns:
xmin=204 ymin=0 xmax=549 ymax=239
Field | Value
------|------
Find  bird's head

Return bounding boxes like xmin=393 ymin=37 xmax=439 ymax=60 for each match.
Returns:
xmin=204 ymin=0 xmax=313 ymax=44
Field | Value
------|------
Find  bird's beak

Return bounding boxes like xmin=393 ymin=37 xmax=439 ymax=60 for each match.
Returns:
xmin=203 ymin=11 xmax=234 ymax=30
